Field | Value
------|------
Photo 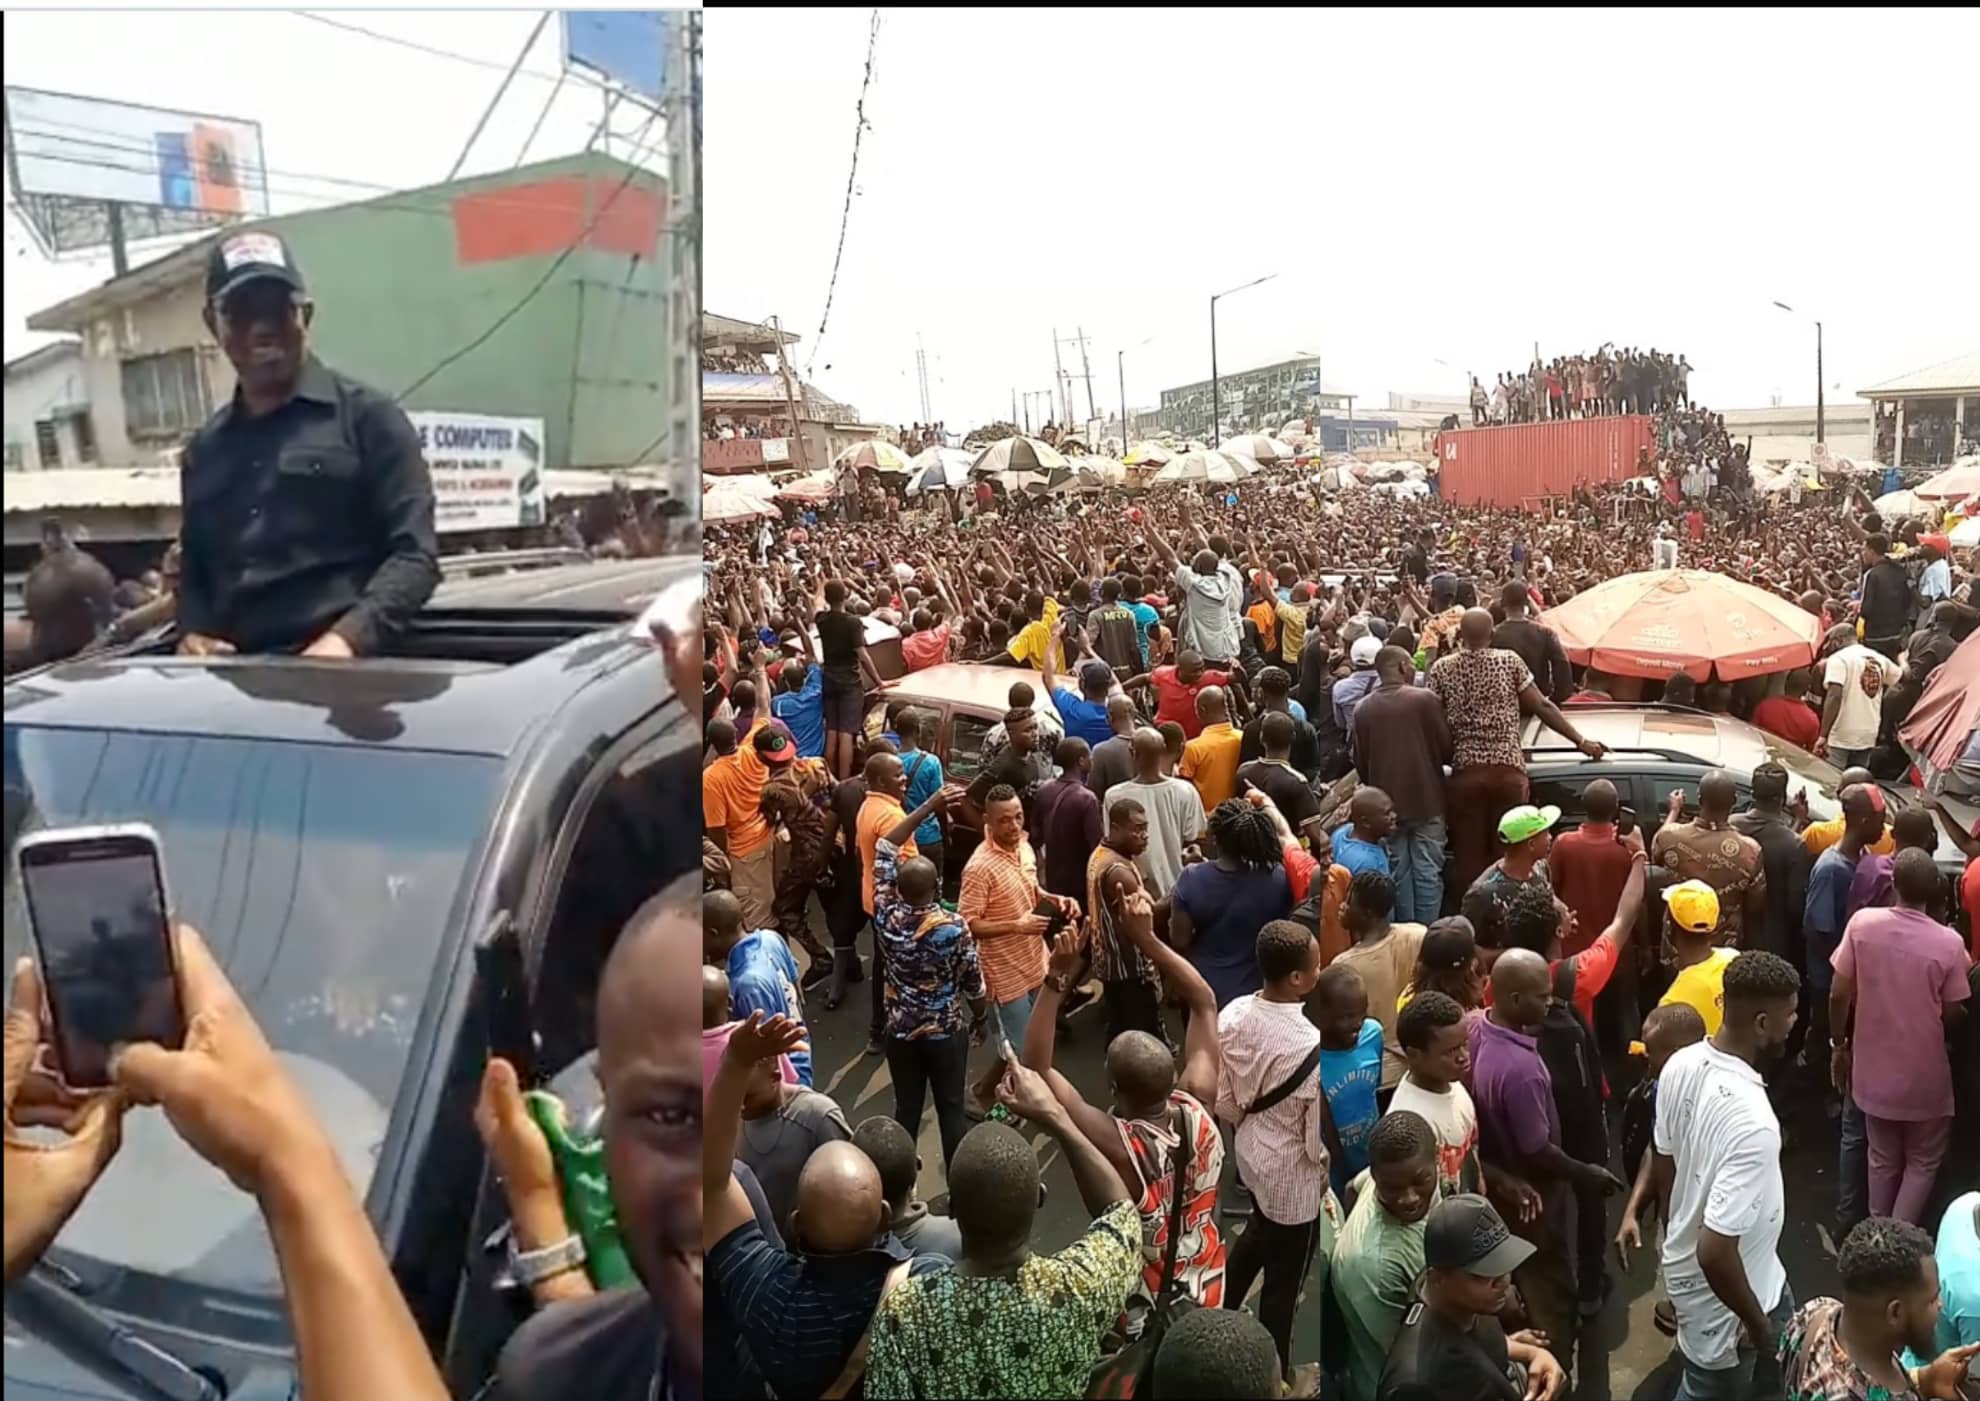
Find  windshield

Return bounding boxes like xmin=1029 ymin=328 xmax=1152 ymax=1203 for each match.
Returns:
xmin=3 ymin=723 xmax=500 ymax=1306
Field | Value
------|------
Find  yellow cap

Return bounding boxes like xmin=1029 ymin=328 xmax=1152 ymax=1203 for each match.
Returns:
xmin=1661 ymin=879 xmax=1721 ymax=934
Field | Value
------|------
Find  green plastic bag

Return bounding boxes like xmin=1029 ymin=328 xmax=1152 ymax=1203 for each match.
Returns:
xmin=524 ymin=1089 xmax=634 ymax=1289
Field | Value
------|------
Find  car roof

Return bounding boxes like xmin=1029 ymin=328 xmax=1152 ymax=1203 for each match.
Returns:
xmin=882 ymin=662 xmax=1052 ymax=715
xmin=4 ymin=643 xmax=655 ymax=757
xmin=429 ymin=554 xmax=696 ymax=615
xmin=1521 ymin=705 xmax=1769 ymax=770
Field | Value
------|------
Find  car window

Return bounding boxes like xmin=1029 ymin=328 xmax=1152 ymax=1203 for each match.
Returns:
xmin=3 ymin=724 xmax=500 ymax=1308
xmin=1528 ymin=775 xmax=1591 ymax=831
xmin=946 ymin=713 xmax=994 ymax=784
xmin=1646 ymin=775 xmax=1701 ymax=831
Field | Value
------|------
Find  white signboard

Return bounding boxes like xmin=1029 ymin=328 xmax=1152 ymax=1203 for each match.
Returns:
xmin=762 ymin=437 xmax=791 ymax=464
xmin=409 ymin=412 xmax=547 ymax=533
xmin=4 ymin=87 xmax=269 ymax=215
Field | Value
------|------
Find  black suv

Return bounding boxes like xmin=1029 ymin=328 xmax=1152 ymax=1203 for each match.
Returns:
xmin=3 ymin=555 xmax=699 ymax=1401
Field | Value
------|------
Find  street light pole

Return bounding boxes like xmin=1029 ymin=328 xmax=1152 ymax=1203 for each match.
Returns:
xmin=1209 ymin=273 xmax=1277 ymax=448
xmin=1773 ymin=300 xmax=1824 ymax=446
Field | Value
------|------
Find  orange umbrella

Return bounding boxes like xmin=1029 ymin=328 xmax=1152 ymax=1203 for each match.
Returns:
xmin=1541 ymin=569 xmax=1822 ymax=682
xmin=1899 ymin=628 xmax=1980 ymax=783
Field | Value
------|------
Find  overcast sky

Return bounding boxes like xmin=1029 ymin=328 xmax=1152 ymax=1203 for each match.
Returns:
xmin=4 ymin=8 xmax=666 ymax=362
xmin=709 ymin=7 xmax=1980 ymax=431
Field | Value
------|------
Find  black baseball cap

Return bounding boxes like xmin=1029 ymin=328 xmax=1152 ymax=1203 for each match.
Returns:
xmin=205 ymin=230 xmax=306 ymax=304
xmin=1423 ymin=1194 xmax=1535 ymax=1276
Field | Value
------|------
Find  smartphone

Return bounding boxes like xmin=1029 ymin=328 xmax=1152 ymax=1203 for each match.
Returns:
xmin=1617 ymin=805 xmax=1637 ymax=838
xmin=16 ymin=824 xmax=185 ymax=1089
xmin=1034 ymin=897 xmax=1069 ymax=941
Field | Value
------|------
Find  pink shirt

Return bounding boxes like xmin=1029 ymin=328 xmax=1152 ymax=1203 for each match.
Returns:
xmin=701 ymin=1022 xmax=799 ymax=1095
xmin=1833 ymin=907 xmax=1970 ymax=1121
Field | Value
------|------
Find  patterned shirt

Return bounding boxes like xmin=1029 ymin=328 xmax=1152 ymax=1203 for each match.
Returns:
xmin=1428 ymin=648 xmax=1533 ymax=771
xmin=959 ymin=836 xmax=1047 ymax=1004
xmin=1115 ymin=1091 xmax=1227 ymax=1339
xmin=1087 ymin=844 xmax=1154 ymax=987
xmin=1214 ymin=994 xmax=1328 ymax=1226
xmin=874 ymin=837 xmax=985 ymax=1040
xmin=865 ymin=1198 xmax=1143 ymax=1400
xmin=1652 ymin=819 xmax=1764 ymax=948
xmin=1778 ymin=1296 xmax=1920 ymax=1401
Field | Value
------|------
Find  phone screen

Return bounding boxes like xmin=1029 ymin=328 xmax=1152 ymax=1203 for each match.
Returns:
xmin=20 ymin=834 xmax=185 ymax=1087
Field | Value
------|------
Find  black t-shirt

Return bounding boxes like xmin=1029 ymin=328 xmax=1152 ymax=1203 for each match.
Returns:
xmin=1404 ymin=544 xmax=1430 ymax=585
xmin=815 ymin=608 xmax=865 ymax=686
xmin=1237 ymin=758 xmax=1320 ymax=831
xmin=1239 ymin=710 xmax=1323 ymax=780
xmin=1378 ymin=1300 xmax=1524 ymax=1401
xmin=482 ymin=1286 xmax=680 ymax=1401
xmin=967 ymin=749 xmax=1041 ymax=829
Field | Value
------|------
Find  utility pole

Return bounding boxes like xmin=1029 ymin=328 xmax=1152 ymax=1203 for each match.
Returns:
xmin=1051 ymin=328 xmax=1068 ymax=431
xmin=1118 ymin=350 xmax=1127 ymax=452
xmin=770 ymin=314 xmax=806 ymax=471
xmin=916 ymin=333 xmax=932 ymax=422
xmin=1011 ymin=387 xmax=1019 ymax=429
xmin=663 ymin=11 xmax=700 ymax=478
xmin=1074 ymin=327 xmax=1097 ymax=426
xmin=1816 ymin=320 xmax=1825 ymax=445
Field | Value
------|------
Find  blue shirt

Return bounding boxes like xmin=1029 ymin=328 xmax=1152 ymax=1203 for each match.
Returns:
xmin=1287 ymin=698 xmax=1308 ymax=723
xmin=1127 ymin=601 xmax=1159 ymax=664
xmin=1049 ymin=685 xmax=1115 ymax=749
xmin=727 ymin=930 xmax=812 ymax=1086
xmin=1331 ymin=827 xmax=1392 ymax=879
xmin=771 ymin=664 xmax=826 ymax=759
xmin=899 ymin=749 xmax=946 ymax=849
xmin=1172 ymin=860 xmax=1292 ymax=1007
xmin=1321 ymin=1017 xmax=1384 ymax=1194
xmin=1804 ymin=846 xmax=1859 ymax=938
xmin=1936 ymin=1190 xmax=1980 ymax=1354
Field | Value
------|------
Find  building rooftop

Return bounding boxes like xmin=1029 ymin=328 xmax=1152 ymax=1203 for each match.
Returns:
xmin=3 ymin=340 xmax=83 ymax=379
xmin=1858 ymin=350 xmax=1980 ymax=399
xmin=704 ymin=312 xmax=799 ymax=349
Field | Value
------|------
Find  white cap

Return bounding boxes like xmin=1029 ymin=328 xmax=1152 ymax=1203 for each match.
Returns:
xmin=1351 ymin=635 xmax=1382 ymax=666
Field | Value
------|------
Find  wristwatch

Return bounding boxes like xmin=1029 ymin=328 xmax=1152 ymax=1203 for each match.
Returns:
xmin=1044 ymin=971 xmax=1071 ymax=994
xmin=508 ymin=1232 xmax=587 ymax=1286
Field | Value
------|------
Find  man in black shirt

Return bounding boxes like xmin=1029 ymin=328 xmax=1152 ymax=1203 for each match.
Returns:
xmin=1856 ymin=534 xmax=1914 ymax=659
xmin=1237 ymin=711 xmax=1323 ymax=844
xmin=1240 ymin=665 xmax=1322 ymax=779
xmin=1403 ymin=526 xmax=1435 ymax=586
xmin=1492 ymin=582 xmax=1572 ymax=702
xmin=814 ymin=577 xmax=870 ymax=777
xmin=1379 ymin=1195 xmax=1566 ymax=1401
xmin=179 ymin=231 xmax=438 ymax=658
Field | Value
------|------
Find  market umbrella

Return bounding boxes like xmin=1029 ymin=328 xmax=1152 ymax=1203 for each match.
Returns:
xmin=1124 ymin=441 xmax=1174 ymax=467
xmin=833 ymin=440 xmax=912 ymax=474
xmin=1150 ymin=449 xmax=1253 ymax=485
xmin=1899 ymin=629 xmax=1980 ymax=786
xmin=1873 ymin=488 xmax=1933 ymax=520
xmin=1223 ymin=433 xmax=1299 ymax=465
xmin=702 ymin=481 xmax=777 ymax=523
xmin=905 ymin=446 xmax=974 ymax=494
xmin=775 ymin=469 xmax=837 ymax=503
xmin=970 ymin=436 xmax=1069 ymax=478
xmin=720 ymin=472 xmax=781 ymax=502
xmin=1952 ymin=515 xmax=1980 ymax=547
xmin=1540 ymin=569 xmax=1823 ymax=682
xmin=1913 ymin=460 xmax=1980 ymax=500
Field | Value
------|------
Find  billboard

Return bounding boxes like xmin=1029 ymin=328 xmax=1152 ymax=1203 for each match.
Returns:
xmin=410 ymin=412 xmax=548 ymax=533
xmin=3 ymin=87 xmax=269 ymax=255
xmin=562 ymin=11 xmax=667 ymax=106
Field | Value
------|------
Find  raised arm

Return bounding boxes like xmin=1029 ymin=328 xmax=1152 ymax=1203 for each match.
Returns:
xmin=706 ymin=1012 xmax=808 ymax=1244
xmin=1115 ymin=889 xmax=1220 ymax=1105
xmin=1023 ymin=930 xmax=1139 ymax=1186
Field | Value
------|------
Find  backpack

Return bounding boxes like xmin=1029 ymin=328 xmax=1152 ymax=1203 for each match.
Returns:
xmin=1534 ymin=960 xmax=1607 ymax=1164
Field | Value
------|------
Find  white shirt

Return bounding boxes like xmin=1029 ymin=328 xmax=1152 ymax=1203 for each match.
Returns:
xmin=1215 ymin=995 xmax=1327 ymax=1225
xmin=1388 ymin=1074 xmax=1479 ymax=1199
xmin=1655 ymin=1039 xmax=1786 ymax=1371
xmin=1107 ymin=777 xmax=1207 ymax=899
xmin=1823 ymin=644 xmax=1900 ymax=750
xmin=1920 ymin=556 xmax=1952 ymax=605
xmin=1653 ymin=536 xmax=1680 ymax=571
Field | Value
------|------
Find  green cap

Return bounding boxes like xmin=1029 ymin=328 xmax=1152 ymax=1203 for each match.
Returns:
xmin=1497 ymin=804 xmax=1562 ymax=845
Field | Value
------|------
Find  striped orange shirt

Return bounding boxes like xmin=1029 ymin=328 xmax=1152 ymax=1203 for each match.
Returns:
xmin=959 ymin=836 xmax=1046 ymax=1003
xmin=858 ymin=793 xmax=916 ymax=915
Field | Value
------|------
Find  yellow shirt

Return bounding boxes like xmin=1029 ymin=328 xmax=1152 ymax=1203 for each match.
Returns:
xmin=1007 ymin=596 xmax=1063 ymax=670
xmin=1181 ymin=721 xmax=1243 ymax=812
xmin=1275 ymin=601 xmax=1307 ymax=667
xmin=1801 ymin=816 xmax=1895 ymax=859
xmin=1660 ymin=947 xmax=1738 ymax=1036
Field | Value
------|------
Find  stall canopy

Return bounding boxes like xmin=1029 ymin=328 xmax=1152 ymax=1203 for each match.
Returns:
xmin=1541 ymin=569 xmax=1822 ymax=682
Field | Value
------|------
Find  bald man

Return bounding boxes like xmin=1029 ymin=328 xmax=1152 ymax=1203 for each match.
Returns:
xmin=1109 ymin=726 xmax=1210 ymax=900
xmin=1428 ymin=607 xmax=1607 ymax=894
xmin=1652 ymin=769 xmax=1765 ymax=950
xmin=1088 ymin=694 xmax=1141 ymax=807
xmin=704 ymin=1009 xmax=948 ymax=1400
xmin=1181 ymin=684 xmax=1243 ymax=811
xmin=485 ymin=886 xmax=704 ymax=1401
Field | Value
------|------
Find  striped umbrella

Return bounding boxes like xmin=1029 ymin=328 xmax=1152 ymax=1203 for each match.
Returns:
xmin=970 ymin=436 xmax=1069 ymax=480
xmin=1224 ymin=434 xmax=1299 ymax=466
xmin=1150 ymin=449 xmax=1255 ymax=485
xmin=833 ymin=440 xmax=913 ymax=474
xmin=1124 ymin=440 xmax=1174 ymax=467
xmin=905 ymin=446 xmax=975 ymax=494
xmin=703 ymin=480 xmax=777 ymax=522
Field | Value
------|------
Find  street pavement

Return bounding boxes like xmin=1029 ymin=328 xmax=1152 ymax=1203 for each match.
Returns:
xmin=794 ymin=924 xmax=1980 ymax=1399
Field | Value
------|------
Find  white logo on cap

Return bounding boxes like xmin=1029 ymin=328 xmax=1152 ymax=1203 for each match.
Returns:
xmin=220 ymin=233 xmax=285 ymax=271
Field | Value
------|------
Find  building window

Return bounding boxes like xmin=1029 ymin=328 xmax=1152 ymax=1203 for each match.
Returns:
xmin=71 ymin=412 xmax=97 ymax=464
xmin=35 ymin=419 xmax=60 ymax=468
xmin=3 ymin=441 xmax=23 ymax=470
xmin=120 ymin=349 xmax=209 ymax=439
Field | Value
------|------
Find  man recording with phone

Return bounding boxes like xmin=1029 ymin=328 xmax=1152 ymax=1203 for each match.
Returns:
xmin=176 ymin=231 xmax=439 ymax=660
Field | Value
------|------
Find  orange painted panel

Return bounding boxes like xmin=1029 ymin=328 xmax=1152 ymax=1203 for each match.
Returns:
xmin=452 ymin=175 xmax=664 ymax=265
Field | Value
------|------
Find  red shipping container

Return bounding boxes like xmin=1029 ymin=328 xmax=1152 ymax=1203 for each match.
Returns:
xmin=1434 ymin=415 xmax=1655 ymax=509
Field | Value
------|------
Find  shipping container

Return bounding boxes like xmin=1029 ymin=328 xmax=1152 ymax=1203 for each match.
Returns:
xmin=1435 ymin=415 xmax=1656 ymax=509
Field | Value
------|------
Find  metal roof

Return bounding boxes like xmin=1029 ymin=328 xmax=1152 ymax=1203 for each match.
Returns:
xmin=704 ymin=312 xmax=800 ymax=347
xmin=0 ymin=467 xmax=182 ymax=514
xmin=1857 ymin=350 xmax=1980 ymax=399
xmin=3 ymin=340 xmax=83 ymax=379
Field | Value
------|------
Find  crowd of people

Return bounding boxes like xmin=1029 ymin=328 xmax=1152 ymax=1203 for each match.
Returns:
xmin=706 ymin=349 xmax=772 ymax=374
xmin=1471 ymin=348 xmax=1693 ymax=427
xmin=702 ymin=440 xmax=1980 ymax=1399
xmin=707 ymin=418 xmax=787 ymax=441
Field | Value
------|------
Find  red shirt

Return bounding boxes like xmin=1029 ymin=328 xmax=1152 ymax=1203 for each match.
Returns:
xmin=1685 ymin=509 xmax=1706 ymax=541
xmin=1963 ymin=856 xmax=1980 ymax=964
xmin=1549 ymin=823 xmax=1636 ymax=960
xmin=1151 ymin=665 xmax=1229 ymax=738
xmin=900 ymin=622 xmax=951 ymax=673
xmin=1751 ymin=695 xmax=1820 ymax=750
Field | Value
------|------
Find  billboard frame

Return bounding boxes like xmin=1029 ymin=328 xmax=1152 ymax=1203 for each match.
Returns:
xmin=559 ymin=11 xmax=667 ymax=112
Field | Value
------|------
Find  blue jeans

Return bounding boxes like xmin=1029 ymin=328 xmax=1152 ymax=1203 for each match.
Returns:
xmin=1832 ymin=746 xmax=1873 ymax=771
xmin=1839 ymin=1091 xmax=1868 ymax=1230
xmin=1672 ymin=1285 xmax=1795 ymax=1401
xmin=1387 ymin=818 xmax=1448 ymax=925
xmin=994 ymin=988 xmax=1037 ymax=1053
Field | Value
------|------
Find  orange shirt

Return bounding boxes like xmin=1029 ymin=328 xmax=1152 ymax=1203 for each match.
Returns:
xmin=1801 ymin=816 xmax=1895 ymax=859
xmin=1245 ymin=599 xmax=1278 ymax=654
xmin=959 ymin=837 xmax=1046 ymax=1003
xmin=857 ymin=792 xmax=916 ymax=914
xmin=703 ymin=746 xmax=773 ymax=858
xmin=1284 ymin=845 xmax=1353 ymax=968
xmin=1181 ymin=721 xmax=1243 ymax=812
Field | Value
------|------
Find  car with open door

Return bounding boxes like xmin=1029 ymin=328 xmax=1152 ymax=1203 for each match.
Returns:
xmin=2 ymin=555 xmax=700 ymax=1401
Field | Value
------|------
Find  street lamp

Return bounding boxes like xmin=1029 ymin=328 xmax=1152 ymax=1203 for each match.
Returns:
xmin=1773 ymin=301 xmax=1824 ymax=445
xmin=1118 ymin=335 xmax=1155 ymax=453
xmin=1210 ymin=273 xmax=1277 ymax=447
